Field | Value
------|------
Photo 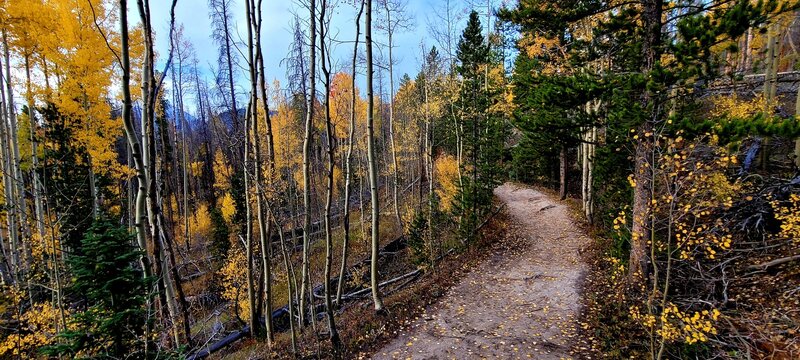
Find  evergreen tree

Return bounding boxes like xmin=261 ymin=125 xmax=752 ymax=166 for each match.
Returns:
xmin=44 ymin=218 xmax=150 ymax=359
xmin=39 ymin=103 xmax=100 ymax=252
xmin=502 ymin=0 xmax=800 ymax=279
xmin=454 ymin=11 xmax=508 ymax=240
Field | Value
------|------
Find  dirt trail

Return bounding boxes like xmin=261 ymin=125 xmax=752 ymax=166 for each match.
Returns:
xmin=373 ymin=183 xmax=590 ymax=359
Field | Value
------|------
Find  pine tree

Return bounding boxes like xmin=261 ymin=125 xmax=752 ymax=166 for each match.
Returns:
xmin=44 ymin=218 xmax=150 ymax=359
xmin=454 ymin=11 xmax=506 ymax=240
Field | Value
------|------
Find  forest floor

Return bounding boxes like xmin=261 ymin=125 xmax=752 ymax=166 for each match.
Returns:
xmin=373 ymin=183 xmax=591 ymax=359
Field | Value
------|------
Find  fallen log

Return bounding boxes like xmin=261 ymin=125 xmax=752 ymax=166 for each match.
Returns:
xmin=747 ymin=254 xmax=800 ymax=271
xmin=186 ymin=306 xmax=289 ymax=360
xmin=339 ymin=269 xmax=421 ymax=300
xmin=184 ymin=235 xmax=407 ymax=359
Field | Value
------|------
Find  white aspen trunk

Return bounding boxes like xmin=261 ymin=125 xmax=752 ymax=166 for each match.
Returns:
xmin=137 ymin=0 xmax=189 ymax=345
xmin=337 ymin=0 xmax=363 ymax=303
xmin=761 ymin=22 xmax=781 ymax=170
xmin=119 ymin=1 xmax=156 ymax=353
xmin=243 ymin=0 xmax=259 ymax=338
xmin=581 ymin=124 xmax=596 ymax=224
xmin=741 ymin=28 xmax=752 ymax=72
xmin=795 ymin=41 xmax=800 ymax=169
xmin=384 ymin=1 xmax=402 ymax=231
xmin=243 ymin=99 xmax=257 ymax=337
xmin=24 ymin=56 xmax=46 ymax=242
xmin=174 ymin=47 xmax=190 ymax=253
xmin=424 ymin=72 xmax=434 ymax=267
xmin=252 ymin=0 xmax=274 ymax=343
xmin=0 ymin=48 xmax=18 ymax=284
xmin=88 ymin=156 xmax=100 ymax=219
xmin=319 ymin=0 xmax=341 ymax=344
xmin=588 ymin=126 xmax=595 ymax=222
xmin=299 ymin=0 xmax=317 ymax=324
xmin=581 ymin=131 xmax=588 ymax=213
xmin=366 ymin=0 xmax=385 ymax=312
xmin=0 ymin=92 xmax=12 ymax=285
xmin=359 ymin=153 xmax=367 ymax=245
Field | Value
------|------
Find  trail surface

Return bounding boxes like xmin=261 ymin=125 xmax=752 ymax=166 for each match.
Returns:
xmin=374 ymin=183 xmax=590 ymax=359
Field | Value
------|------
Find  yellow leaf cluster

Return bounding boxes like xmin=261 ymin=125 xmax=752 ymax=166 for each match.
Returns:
xmin=0 ymin=301 xmax=63 ymax=358
xmin=218 ymin=243 xmax=249 ymax=319
xmin=178 ymin=204 xmax=213 ymax=248
xmin=631 ymin=303 xmax=721 ymax=345
xmin=709 ymin=94 xmax=767 ymax=118
xmin=772 ymin=193 xmax=800 ymax=244
xmin=434 ymin=154 xmax=459 ymax=212
xmin=219 ymin=193 xmax=236 ymax=225
xmin=655 ymin=138 xmax=740 ymax=260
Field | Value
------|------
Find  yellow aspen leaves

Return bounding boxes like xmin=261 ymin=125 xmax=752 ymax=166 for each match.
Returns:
xmin=631 ymin=303 xmax=721 ymax=345
xmin=434 ymin=155 xmax=459 ymax=212
xmin=772 ymin=193 xmax=800 ymax=244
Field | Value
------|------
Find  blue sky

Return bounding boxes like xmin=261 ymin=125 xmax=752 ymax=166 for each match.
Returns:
xmin=145 ymin=0 xmax=483 ymax=104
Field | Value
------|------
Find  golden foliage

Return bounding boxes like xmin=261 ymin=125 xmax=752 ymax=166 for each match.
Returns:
xmin=177 ymin=204 xmax=214 ymax=247
xmin=710 ymin=94 xmax=767 ymax=118
xmin=0 ymin=299 xmax=62 ymax=358
xmin=270 ymin=81 xmax=304 ymax=185
xmin=434 ymin=154 xmax=459 ymax=212
xmin=772 ymin=193 xmax=800 ymax=244
xmin=654 ymin=136 xmax=740 ymax=260
xmin=219 ymin=242 xmax=249 ymax=319
xmin=631 ymin=303 xmax=721 ymax=345
xmin=220 ymin=193 xmax=236 ymax=225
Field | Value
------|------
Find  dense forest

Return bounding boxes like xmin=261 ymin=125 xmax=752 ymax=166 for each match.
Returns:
xmin=0 ymin=0 xmax=798 ymax=358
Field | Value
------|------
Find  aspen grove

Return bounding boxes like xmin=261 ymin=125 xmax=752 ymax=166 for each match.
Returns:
xmin=0 ymin=0 xmax=799 ymax=358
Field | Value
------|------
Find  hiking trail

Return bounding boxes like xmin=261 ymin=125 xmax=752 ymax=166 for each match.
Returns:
xmin=374 ymin=183 xmax=590 ymax=359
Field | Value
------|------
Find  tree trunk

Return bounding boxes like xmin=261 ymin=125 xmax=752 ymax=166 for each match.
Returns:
xmin=0 ymin=63 xmax=14 ymax=285
xmin=252 ymin=0 xmax=274 ymax=343
xmin=299 ymin=0 xmax=317 ymax=324
xmin=0 ymin=43 xmax=19 ymax=284
xmin=119 ymin=1 xmax=156 ymax=353
xmin=221 ymin=0 xmax=241 ymax=165
xmin=761 ymin=22 xmax=781 ymax=171
xmin=629 ymin=0 xmax=662 ymax=282
xmin=243 ymin=98 xmax=257 ymax=337
xmin=137 ymin=0 xmax=189 ymax=345
xmin=587 ymin=127 xmax=595 ymax=223
xmin=337 ymin=0 xmax=364 ymax=305
xmin=320 ymin=2 xmax=341 ymax=343
xmin=384 ymin=1 xmax=402 ymax=232
xmin=366 ymin=0 xmax=385 ymax=313
xmin=424 ymin=67 xmax=435 ymax=267
xmin=24 ymin=56 xmax=47 ymax=243
xmin=795 ymin=52 xmax=800 ymax=169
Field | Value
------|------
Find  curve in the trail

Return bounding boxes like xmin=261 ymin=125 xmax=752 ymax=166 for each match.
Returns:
xmin=374 ymin=183 xmax=590 ymax=359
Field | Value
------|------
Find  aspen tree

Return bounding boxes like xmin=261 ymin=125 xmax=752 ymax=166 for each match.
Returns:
xmin=209 ymin=0 xmax=242 ymax=165
xmin=118 ymin=0 xmax=156 ymax=353
xmin=252 ymin=0 xmax=275 ymax=342
xmin=366 ymin=0 xmax=385 ymax=312
xmin=243 ymin=2 xmax=257 ymax=336
xmin=136 ymin=0 xmax=191 ymax=344
xmin=0 ymin=42 xmax=19 ymax=284
xmin=299 ymin=0 xmax=317 ymax=324
xmin=318 ymin=0 xmax=341 ymax=345
xmin=337 ymin=0 xmax=365 ymax=304
xmin=378 ymin=0 xmax=412 ymax=231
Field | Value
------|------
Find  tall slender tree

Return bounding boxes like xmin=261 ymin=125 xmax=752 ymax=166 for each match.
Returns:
xmin=366 ymin=0 xmax=385 ymax=312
